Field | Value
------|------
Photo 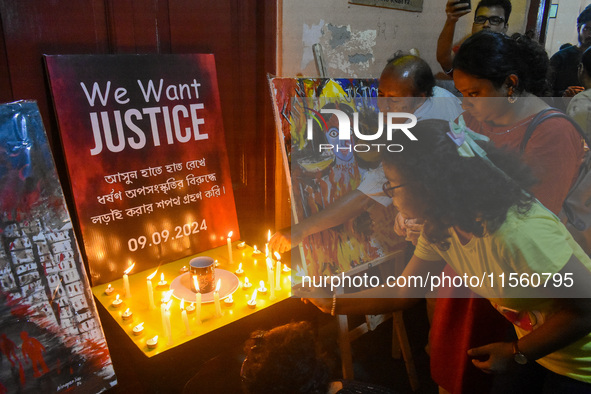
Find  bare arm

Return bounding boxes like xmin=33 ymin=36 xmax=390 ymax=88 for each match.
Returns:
xmin=436 ymin=0 xmax=471 ymax=73
xmin=469 ymin=254 xmax=591 ymax=373
xmin=269 ymin=189 xmax=374 ymax=253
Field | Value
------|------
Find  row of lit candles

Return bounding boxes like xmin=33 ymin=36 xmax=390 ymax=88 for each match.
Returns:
xmin=111 ymin=231 xmax=275 ymax=295
xmin=106 ymin=232 xmax=290 ymax=350
xmin=108 ymin=230 xmax=287 ymax=304
xmin=107 ymin=253 xmax=288 ymax=304
xmin=111 ymin=268 xmax=288 ymax=316
xmin=112 ymin=274 xmax=284 ymax=350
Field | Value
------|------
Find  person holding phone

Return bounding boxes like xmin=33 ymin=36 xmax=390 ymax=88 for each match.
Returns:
xmin=436 ymin=0 xmax=511 ymax=76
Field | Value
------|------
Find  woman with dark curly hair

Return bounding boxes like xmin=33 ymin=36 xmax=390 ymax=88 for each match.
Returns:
xmin=310 ymin=119 xmax=591 ymax=392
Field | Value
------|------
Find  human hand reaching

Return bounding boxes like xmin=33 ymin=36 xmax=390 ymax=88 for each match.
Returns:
xmin=269 ymin=226 xmax=302 ymax=253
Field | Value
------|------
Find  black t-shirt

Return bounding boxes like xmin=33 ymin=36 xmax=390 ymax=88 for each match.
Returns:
xmin=549 ymin=45 xmax=582 ymax=97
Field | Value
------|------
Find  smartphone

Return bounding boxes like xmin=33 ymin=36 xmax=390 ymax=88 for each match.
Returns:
xmin=455 ymin=0 xmax=471 ymax=11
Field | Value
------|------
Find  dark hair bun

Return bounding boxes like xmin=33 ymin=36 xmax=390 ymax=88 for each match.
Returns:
xmin=453 ymin=31 xmax=550 ymax=97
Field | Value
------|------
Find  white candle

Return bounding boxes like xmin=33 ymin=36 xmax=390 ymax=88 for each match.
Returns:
xmin=111 ymin=294 xmax=123 ymax=308
xmin=161 ymin=290 xmax=173 ymax=336
xmin=252 ymin=245 xmax=262 ymax=257
xmin=193 ymin=276 xmax=202 ymax=324
xmin=265 ymin=229 xmax=271 ymax=257
xmin=224 ymin=294 xmax=234 ymax=306
xmin=146 ymin=335 xmax=158 ymax=349
xmin=132 ymin=322 xmax=144 ymax=336
xmin=258 ymin=280 xmax=267 ymax=294
xmin=213 ymin=279 xmax=222 ymax=317
xmin=123 ymin=262 xmax=135 ymax=298
xmin=247 ymin=289 xmax=258 ymax=308
xmin=164 ymin=300 xmax=173 ymax=345
xmin=227 ymin=231 xmax=234 ymax=264
xmin=180 ymin=299 xmax=191 ymax=336
xmin=237 ymin=241 xmax=246 ymax=249
xmin=274 ymin=252 xmax=282 ymax=291
xmin=104 ymin=284 xmax=114 ymax=296
xmin=122 ymin=308 xmax=133 ymax=320
xmin=235 ymin=263 xmax=243 ymax=275
xmin=266 ymin=258 xmax=275 ymax=300
xmin=147 ymin=270 xmax=157 ymax=310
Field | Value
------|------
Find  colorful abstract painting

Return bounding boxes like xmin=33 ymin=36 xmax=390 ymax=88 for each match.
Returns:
xmin=0 ymin=101 xmax=116 ymax=393
xmin=269 ymin=77 xmax=405 ymax=277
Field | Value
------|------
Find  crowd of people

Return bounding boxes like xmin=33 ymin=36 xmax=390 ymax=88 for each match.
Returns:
xmin=241 ymin=2 xmax=591 ymax=394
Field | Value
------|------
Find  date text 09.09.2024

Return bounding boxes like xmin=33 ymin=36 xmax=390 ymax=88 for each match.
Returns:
xmin=127 ymin=219 xmax=207 ymax=252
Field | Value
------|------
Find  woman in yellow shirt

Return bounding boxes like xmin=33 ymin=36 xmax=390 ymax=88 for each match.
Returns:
xmin=309 ymin=119 xmax=591 ymax=391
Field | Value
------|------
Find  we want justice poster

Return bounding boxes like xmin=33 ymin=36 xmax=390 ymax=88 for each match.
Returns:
xmin=45 ymin=54 xmax=239 ymax=285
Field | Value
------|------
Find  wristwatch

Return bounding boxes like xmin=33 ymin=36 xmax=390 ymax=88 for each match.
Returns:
xmin=512 ymin=341 xmax=528 ymax=365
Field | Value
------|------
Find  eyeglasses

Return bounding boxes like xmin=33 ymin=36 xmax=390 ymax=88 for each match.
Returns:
xmin=473 ymin=16 xmax=505 ymax=26
xmin=382 ymin=181 xmax=408 ymax=198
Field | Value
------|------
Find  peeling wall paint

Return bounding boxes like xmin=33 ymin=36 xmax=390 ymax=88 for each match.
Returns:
xmin=316 ymin=24 xmax=377 ymax=76
xmin=301 ymin=20 xmax=325 ymax=70
xmin=282 ymin=0 xmax=529 ymax=78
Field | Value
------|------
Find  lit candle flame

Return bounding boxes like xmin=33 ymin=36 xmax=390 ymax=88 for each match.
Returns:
xmin=151 ymin=335 xmax=158 ymax=341
xmin=226 ymin=294 xmax=233 ymax=302
xmin=259 ymin=280 xmax=265 ymax=289
xmin=254 ymin=245 xmax=258 ymax=252
xmin=267 ymin=229 xmax=271 ymax=242
xmin=238 ymin=263 xmax=243 ymax=271
xmin=192 ymin=275 xmax=200 ymax=292
xmin=123 ymin=262 xmax=136 ymax=275
xmin=124 ymin=308 xmax=130 ymax=314
xmin=135 ymin=322 xmax=144 ymax=330
xmin=274 ymin=251 xmax=281 ymax=261
xmin=147 ymin=270 xmax=157 ymax=280
xmin=215 ymin=278 xmax=221 ymax=292
xmin=165 ymin=300 xmax=173 ymax=311
xmin=244 ymin=277 xmax=250 ymax=285
xmin=228 ymin=231 xmax=233 ymax=238
xmin=250 ymin=289 xmax=258 ymax=303
xmin=160 ymin=273 xmax=165 ymax=281
xmin=115 ymin=294 xmax=120 ymax=301
xmin=180 ymin=298 xmax=185 ymax=310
